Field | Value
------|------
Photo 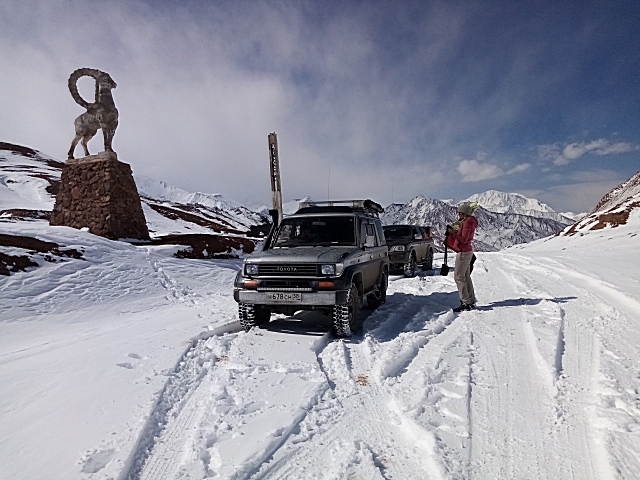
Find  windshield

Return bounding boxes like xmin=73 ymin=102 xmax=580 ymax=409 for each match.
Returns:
xmin=383 ymin=226 xmax=412 ymax=240
xmin=272 ymin=216 xmax=356 ymax=247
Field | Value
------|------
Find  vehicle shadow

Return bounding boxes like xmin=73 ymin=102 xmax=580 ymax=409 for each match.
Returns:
xmin=359 ymin=291 xmax=459 ymax=344
xmin=259 ymin=311 xmax=334 ymax=337
xmin=256 ymin=294 xmax=578 ymax=339
xmin=262 ymin=303 xmax=385 ymax=338
xmin=476 ymin=296 xmax=577 ymax=311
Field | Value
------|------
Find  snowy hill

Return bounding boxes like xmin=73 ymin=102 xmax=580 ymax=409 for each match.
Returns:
xmin=560 ymin=170 xmax=640 ymax=236
xmin=0 ymin=142 xmax=267 ymax=238
xmin=382 ymin=193 xmax=572 ymax=251
xmin=1 ymin=165 xmax=639 ymax=479
xmin=0 ymin=142 xmax=63 ymax=214
xmin=136 ymin=175 xmax=267 ymax=236
xmin=2 ymin=142 xmax=578 ymax=254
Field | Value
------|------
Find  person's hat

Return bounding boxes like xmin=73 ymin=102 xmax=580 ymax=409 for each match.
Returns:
xmin=457 ymin=202 xmax=474 ymax=216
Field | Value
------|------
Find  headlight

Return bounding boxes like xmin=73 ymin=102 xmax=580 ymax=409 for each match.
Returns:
xmin=245 ymin=263 xmax=259 ymax=275
xmin=320 ymin=264 xmax=344 ymax=276
xmin=321 ymin=264 xmax=336 ymax=275
xmin=390 ymin=245 xmax=406 ymax=252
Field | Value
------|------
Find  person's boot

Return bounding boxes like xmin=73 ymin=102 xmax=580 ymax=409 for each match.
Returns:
xmin=453 ymin=303 xmax=471 ymax=312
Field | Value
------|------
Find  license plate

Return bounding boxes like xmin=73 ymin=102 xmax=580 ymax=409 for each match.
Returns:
xmin=266 ymin=292 xmax=302 ymax=302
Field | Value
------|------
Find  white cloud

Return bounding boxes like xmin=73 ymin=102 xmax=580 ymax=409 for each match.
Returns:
xmin=507 ymin=163 xmax=531 ymax=175
xmin=538 ymin=138 xmax=636 ymax=166
xmin=455 ymin=157 xmax=531 ymax=183
xmin=457 ymin=158 xmax=504 ymax=182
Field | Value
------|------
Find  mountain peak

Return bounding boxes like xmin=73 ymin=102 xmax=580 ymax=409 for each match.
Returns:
xmin=383 ymin=190 xmax=574 ymax=251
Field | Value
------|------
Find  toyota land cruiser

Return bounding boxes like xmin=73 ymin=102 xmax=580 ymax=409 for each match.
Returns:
xmin=234 ymin=199 xmax=389 ymax=337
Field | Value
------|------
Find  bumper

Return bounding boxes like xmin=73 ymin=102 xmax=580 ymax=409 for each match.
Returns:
xmin=388 ymin=252 xmax=411 ymax=264
xmin=234 ymin=289 xmax=348 ymax=306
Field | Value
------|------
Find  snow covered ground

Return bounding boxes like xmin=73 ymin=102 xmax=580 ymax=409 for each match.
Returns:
xmin=1 ymin=211 xmax=639 ymax=479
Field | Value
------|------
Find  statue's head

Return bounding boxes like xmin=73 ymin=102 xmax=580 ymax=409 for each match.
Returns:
xmin=97 ymin=72 xmax=117 ymax=90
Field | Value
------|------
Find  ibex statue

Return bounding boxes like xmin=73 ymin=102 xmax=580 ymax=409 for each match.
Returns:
xmin=67 ymin=68 xmax=119 ymax=159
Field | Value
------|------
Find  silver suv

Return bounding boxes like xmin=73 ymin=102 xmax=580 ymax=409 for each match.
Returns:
xmin=234 ymin=200 xmax=389 ymax=336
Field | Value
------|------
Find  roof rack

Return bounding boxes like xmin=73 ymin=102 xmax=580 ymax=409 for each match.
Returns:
xmin=297 ymin=199 xmax=384 ymax=216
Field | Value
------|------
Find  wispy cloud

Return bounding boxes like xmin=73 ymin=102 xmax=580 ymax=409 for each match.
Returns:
xmin=538 ymin=139 xmax=637 ymax=166
xmin=457 ymin=157 xmax=503 ymax=182
xmin=507 ymin=163 xmax=531 ymax=175
xmin=456 ymin=156 xmax=531 ymax=182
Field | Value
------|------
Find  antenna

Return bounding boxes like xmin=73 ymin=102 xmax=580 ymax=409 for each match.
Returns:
xmin=327 ymin=154 xmax=331 ymax=200
xmin=391 ymin=174 xmax=394 ymax=204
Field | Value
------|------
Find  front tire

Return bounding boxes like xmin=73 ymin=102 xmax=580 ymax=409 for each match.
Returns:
xmin=423 ymin=250 xmax=433 ymax=270
xmin=332 ymin=284 xmax=361 ymax=337
xmin=367 ymin=270 xmax=387 ymax=309
xmin=403 ymin=254 xmax=416 ymax=278
xmin=239 ymin=303 xmax=271 ymax=332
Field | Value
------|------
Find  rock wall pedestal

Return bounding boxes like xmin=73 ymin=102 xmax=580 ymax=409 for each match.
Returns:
xmin=50 ymin=152 xmax=149 ymax=240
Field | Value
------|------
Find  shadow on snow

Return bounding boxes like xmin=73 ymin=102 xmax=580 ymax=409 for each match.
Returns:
xmin=477 ymin=296 xmax=577 ymax=311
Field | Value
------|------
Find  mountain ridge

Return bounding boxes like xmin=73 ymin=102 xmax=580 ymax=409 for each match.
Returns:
xmin=3 ymin=141 xmax=637 ymax=253
xmin=381 ymin=193 xmax=574 ymax=251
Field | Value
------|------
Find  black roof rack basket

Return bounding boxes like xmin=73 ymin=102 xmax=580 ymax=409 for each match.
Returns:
xmin=296 ymin=199 xmax=384 ymax=216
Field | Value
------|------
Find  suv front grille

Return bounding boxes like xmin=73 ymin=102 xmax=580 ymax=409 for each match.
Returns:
xmin=259 ymin=264 xmax=318 ymax=276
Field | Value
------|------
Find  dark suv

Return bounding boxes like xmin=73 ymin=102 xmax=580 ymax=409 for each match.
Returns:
xmin=234 ymin=200 xmax=389 ymax=337
xmin=383 ymin=224 xmax=435 ymax=277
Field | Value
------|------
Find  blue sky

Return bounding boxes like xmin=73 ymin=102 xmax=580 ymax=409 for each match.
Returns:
xmin=1 ymin=0 xmax=638 ymax=213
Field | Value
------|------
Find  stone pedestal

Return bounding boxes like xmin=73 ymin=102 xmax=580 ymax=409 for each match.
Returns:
xmin=50 ymin=152 xmax=149 ymax=240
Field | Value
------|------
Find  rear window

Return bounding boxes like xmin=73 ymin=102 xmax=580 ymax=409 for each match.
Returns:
xmin=383 ymin=226 xmax=412 ymax=240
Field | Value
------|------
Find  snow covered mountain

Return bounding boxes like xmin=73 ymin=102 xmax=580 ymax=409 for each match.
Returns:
xmin=1 ymin=140 xmax=628 ymax=256
xmin=560 ymin=170 xmax=640 ymax=236
xmin=0 ymin=142 xmax=267 ymax=238
xmin=136 ymin=175 xmax=267 ymax=236
xmin=382 ymin=193 xmax=573 ymax=251
xmin=465 ymin=190 xmax=576 ymax=223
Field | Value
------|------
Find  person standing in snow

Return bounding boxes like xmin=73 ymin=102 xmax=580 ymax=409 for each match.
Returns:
xmin=445 ymin=202 xmax=478 ymax=312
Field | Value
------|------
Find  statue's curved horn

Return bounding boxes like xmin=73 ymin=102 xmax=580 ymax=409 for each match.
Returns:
xmin=68 ymin=68 xmax=101 ymax=108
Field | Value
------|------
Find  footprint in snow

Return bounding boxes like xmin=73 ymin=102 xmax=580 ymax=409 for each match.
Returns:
xmin=80 ymin=448 xmax=114 ymax=473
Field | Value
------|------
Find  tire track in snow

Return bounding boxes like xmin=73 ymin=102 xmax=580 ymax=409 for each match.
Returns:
xmin=501 ymin=253 xmax=640 ymax=479
xmin=254 ymin=292 xmax=459 ymax=479
xmin=468 ymin=254 xmax=580 ymax=480
xmin=120 ymin=325 xmax=241 ymax=480
xmin=384 ymin=312 xmax=476 ymax=479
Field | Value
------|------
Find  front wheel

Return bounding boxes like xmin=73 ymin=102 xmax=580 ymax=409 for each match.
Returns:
xmin=332 ymin=284 xmax=361 ymax=337
xmin=238 ymin=303 xmax=271 ymax=331
xmin=422 ymin=250 xmax=433 ymax=270
xmin=367 ymin=270 xmax=387 ymax=309
xmin=403 ymin=255 xmax=416 ymax=278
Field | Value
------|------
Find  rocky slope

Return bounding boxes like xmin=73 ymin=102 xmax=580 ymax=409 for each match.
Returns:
xmin=560 ymin=170 xmax=640 ymax=236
